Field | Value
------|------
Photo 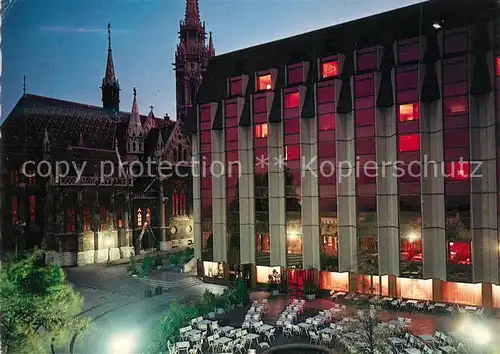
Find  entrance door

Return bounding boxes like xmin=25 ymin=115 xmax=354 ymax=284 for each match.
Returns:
xmin=287 ymin=268 xmax=304 ymax=296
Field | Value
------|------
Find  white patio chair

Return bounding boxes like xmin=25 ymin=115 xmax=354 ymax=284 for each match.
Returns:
xmin=309 ymin=332 xmax=320 ymax=344
xmin=259 ymin=342 xmax=270 ymax=349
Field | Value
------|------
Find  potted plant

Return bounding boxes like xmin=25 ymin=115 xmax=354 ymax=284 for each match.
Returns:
xmin=267 ymin=270 xmax=281 ymax=296
xmin=304 ymin=284 xmax=318 ymax=300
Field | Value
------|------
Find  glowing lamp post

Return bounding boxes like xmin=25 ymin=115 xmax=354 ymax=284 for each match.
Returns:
xmin=108 ymin=332 xmax=137 ymax=354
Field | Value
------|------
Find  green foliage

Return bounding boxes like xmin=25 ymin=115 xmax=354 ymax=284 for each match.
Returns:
xmin=142 ymin=256 xmax=154 ymax=276
xmin=154 ymin=256 xmax=163 ymax=267
xmin=0 ymin=251 xmax=90 ymax=354
xmin=127 ymin=255 xmax=139 ymax=275
xmin=168 ymin=254 xmax=180 ymax=267
xmin=149 ymin=280 xmax=249 ymax=353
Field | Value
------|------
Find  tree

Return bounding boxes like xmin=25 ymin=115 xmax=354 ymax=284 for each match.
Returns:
xmin=344 ymin=309 xmax=391 ymax=353
xmin=0 ymin=251 xmax=90 ymax=354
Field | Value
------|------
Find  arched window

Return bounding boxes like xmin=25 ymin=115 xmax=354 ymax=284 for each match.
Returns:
xmin=132 ymin=142 xmax=136 ymax=152
xmin=183 ymin=149 xmax=188 ymax=161
xmin=137 ymin=208 xmax=143 ymax=227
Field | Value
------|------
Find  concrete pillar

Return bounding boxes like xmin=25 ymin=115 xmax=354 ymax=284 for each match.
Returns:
xmin=336 ymin=110 xmax=358 ymax=272
xmin=375 ymin=106 xmax=400 ymax=276
xmin=388 ymin=275 xmax=397 ymax=297
xmin=238 ymin=126 xmax=256 ymax=264
xmin=192 ymin=133 xmax=202 ymax=260
xmin=470 ymin=93 xmax=498 ymax=284
xmin=268 ymin=121 xmax=287 ymax=267
xmin=432 ymin=278 xmax=442 ymax=302
xmin=482 ymin=283 xmax=493 ymax=309
xmin=301 ymin=117 xmax=320 ymax=269
xmin=212 ymin=130 xmax=227 ymax=262
xmin=421 ymin=99 xmax=447 ymax=280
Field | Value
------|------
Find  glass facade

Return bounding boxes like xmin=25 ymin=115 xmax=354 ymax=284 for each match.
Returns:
xmin=200 ymin=104 xmax=213 ymax=250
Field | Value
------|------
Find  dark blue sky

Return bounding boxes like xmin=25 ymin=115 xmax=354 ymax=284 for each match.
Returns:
xmin=2 ymin=0 xmax=423 ymax=121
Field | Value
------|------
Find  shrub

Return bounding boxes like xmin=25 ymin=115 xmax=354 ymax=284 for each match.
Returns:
xmin=155 ymin=286 xmax=163 ymax=295
xmin=168 ymin=254 xmax=180 ymax=267
xmin=144 ymin=287 xmax=153 ymax=298
xmin=154 ymin=256 xmax=163 ymax=267
xmin=142 ymin=256 xmax=154 ymax=276
xmin=127 ymin=255 xmax=139 ymax=275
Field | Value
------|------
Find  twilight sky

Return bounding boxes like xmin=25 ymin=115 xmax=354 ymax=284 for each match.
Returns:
xmin=2 ymin=0 xmax=424 ymax=121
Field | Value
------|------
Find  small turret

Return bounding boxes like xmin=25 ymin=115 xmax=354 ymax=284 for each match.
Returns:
xmin=126 ymin=88 xmax=145 ymax=160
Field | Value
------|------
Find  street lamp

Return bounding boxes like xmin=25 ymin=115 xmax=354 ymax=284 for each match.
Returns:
xmin=108 ymin=332 xmax=137 ymax=354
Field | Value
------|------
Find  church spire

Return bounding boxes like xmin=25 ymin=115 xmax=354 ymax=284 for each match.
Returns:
xmin=185 ymin=0 xmax=200 ymax=27
xmin=208 ymin=31 xmax=215 ymax=57
xmin=101 ymin=22 xmax=120 ymax=110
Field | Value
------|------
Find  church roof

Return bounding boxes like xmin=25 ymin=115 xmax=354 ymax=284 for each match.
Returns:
xmin=1 ymin=94 xmax=174 ymax=158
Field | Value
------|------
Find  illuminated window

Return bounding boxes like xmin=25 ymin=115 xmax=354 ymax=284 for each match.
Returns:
xmin=256 ymin=233 xmax=270 ymax=252
xmin=444 ymin=97 xmax=468 ymax=116
xmin=285 ymin=145 xmax=300 ymax=160
xmin=284 ymin=92 xmax=300 ymax=109
xmin=322 ymin=235 xmax=338 ymax=257
xmin=83 ymin=207 xmax=91 ymax=231
xmin=257 ymin=74 xmax=272 ymax=91
xmin=399 ymin=134 xmax=420 ymax=152
xmin=229 ymin=77 xmax=242 ymax=96
xmin=446 ymin=161 xmax=470 ymax=180
xmin=116 ymin=209 xmax=122 ymax=228
xmin=448 ymin=241 xmax=471 ymax=265
xmin=496 ymin=57 xmax=500 ymax=77
xmin=100 ymin=207 xmax=107 ymax=230
xmin=11 ymin=197 xmax=17 ymax=225
xmin=321 ymin=61 xmax=338 ymax=79
xmin=67 ymin=208 xmax=76 ymax=232
xmin=401 ymin=239 xmax=422 ymax=262
xmin=146 ymin=208 xmax=151 ymax=223
xmin=254 ymin=123 xmax=268 ymax=138
xmin=137 ymin=208 xmax=143 ymax=227
xmin=287 ymin=232 xmax=302 ymax=254
xmin=398 ymin=103 xmax=419 ymax=121
xmin=28 ymin=196 xmax=35 ymax=222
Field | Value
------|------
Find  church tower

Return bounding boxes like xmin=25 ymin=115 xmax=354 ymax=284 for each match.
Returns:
xmin=174 ymin=0 xmax=215 ymax=122
xmin=126 ymin=88 xmax=144 ymax=162
xmin=101 ymin=23 xmax=120 ymax=111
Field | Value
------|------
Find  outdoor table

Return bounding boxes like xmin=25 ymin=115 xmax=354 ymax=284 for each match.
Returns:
xmin=381 ymin=297 xmax=393 ymax=301
xmin=199 ymin=319 xmax=213 ymax=325
xmin=215 ymin=337 xmax=231 ymax=345
xmin=320 ymin=327 xmax=334 ymax=334
xmin=389 ymin=337 xmax=406 ymax=346
xmin=220 ymin=326 xmax=234 ymax=333
xmin=185 ymin=329 xmax=201 ymax=338
xmin=315 ymin=315 xmax=329 ymax=323
xmin=336 ymin=292 xmax=346 ymax=296
xmin=259 ymin=324 xmax=273 ymax=332
xmin=434 ymin=303 xmax=446 ymax=307
xmin=439 ymin=346 xmax=455 ymax=353
xmin=245 ymin=333 xmax=259 ymax=345
xmin=404 ymin=348 xmax=422 ymax=354
xmin=418 ymin=334 xmax=435 ymax=342
xmin=176 ymin=341 xmax=190 ymax=353
xmin=406 ymin=300 xmax=418 ymax=305
xmin=465 ymin=306 xmax=477 ymax=311
xmin=298 ymin=322 xmax=310 ymax=329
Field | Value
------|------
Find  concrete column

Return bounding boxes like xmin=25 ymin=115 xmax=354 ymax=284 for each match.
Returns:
xmin=375 ymin=106 xmax=400 ymax=276
xmin=481 ymin=283 xmax=493 ymax=309
xmin=212 ymin=130 xmax=227 ymax=262
xmin=238 ymin=126 xmax=256 ymax=264
xmin=301 ymin=117 xmax=320 ymax=269
xmin=432 ymin=279 xmax=443 ymax=302
xmin=336 ymin=111 xmax=358 ymax=272
xmin=470 ymin=93 xmax=499 ymax=284
xmin=268 ymin=121 xmax=287 ymax=267
xmin=421 ymin=100 xmax=447 ymax=280
xmin=192 ymin=133 xmax=202 ymax=260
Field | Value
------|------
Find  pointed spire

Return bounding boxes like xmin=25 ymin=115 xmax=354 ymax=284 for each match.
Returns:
xmin=185 ymin=0 xmax=200 ymax=27
xmin=128 ymin=87 xmax=143 ymax=137
xmin=208 ymin=31 xmax=215 ymax=57
xmin=155 ymin=129 xmax=164 ymax=158
xmin=23 ymin=75 xmax=26 ymax=96
xmin=103 ymin=22 xmax=116 ymax=86
xmin=143 ymin=104 xmax=158 ymax=135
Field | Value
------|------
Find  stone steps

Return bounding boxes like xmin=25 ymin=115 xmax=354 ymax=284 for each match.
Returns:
xmin=139 ymin=276 xmax=203 ymax=291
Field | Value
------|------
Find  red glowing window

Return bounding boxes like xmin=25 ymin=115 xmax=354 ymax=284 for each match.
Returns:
xmin=284 ymin=92 xmax=300 ymax=109
xmin=398 ymin=103 xmax=419 ymax=121
xmin=399 ymin=134 xmax=420 ymax=152
xmin=448 ymin=241 xmax=471 ymax=265
xmin=200 ymin=105 xmax=211 ymax=123
xmin=67 ymin=208 xmax=76 ymax=232
xmin=230 ymin=77 xmax=242 ymax=96
xmin=83 ymin=207 xmax=91 ymax=231
xmin=285 ymin=145 xmax=300 ymax=160
xmin=401 ymin=239 xmax=422 ymax=262
xmin=146 ymin=207 xmax=151 ymax=222
xmin=28 ymin=195 xmax=35 ymax=222
xmin=256 ymin=233 xmax=270 ymax=252
xmin=137 ymin=208 xmax=143 ymax=227
xmin=116 ymin=209 xmax=122 ymax=228
xmin=318 ymin=113 xmax=335 ymax=131
xmin=444 ymin=97 xmax=468 ymax=116
xmin=496 ymin=57 xmax=500 ymax=77
xmin=11 ymin=197 xmax=17 ymax=224
xmin=254 ymin=123 xmax=268 ymax=138
xmin=446 ymin=161 xmax=470 ymax=180
xmin=257 ymin=74 xmax=272 ymax=91
xmin=288 ymin=64 xmax=304 ymax=85
xmin=321 ymin=61 xmax=338 ymax=79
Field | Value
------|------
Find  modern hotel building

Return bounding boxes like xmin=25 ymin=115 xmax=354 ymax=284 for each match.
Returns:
xmin=186 ymin=0 xmax=500 ymax=307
